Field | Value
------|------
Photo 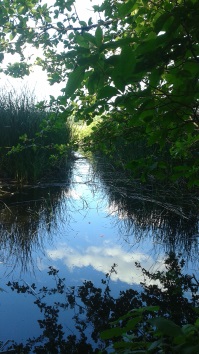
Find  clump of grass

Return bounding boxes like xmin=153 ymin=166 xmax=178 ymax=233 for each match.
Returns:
xmin=0 ymin=87 xmax=72 ymax=183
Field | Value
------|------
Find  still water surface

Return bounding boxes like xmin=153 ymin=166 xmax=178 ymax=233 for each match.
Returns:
xmin=0 ymin=154 xmax=198 ymax=346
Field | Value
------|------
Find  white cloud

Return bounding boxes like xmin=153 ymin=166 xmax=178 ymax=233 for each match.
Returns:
xmin=47 ymin=243 xmax=164 ymax=285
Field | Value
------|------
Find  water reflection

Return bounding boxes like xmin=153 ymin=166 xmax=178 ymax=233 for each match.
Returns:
xmin=0 ymin=154 xmax=199 ymax=276
xmin=0 ymin=163 xmax=74 ymax=272
xmin=91 ymin=155 xmax=199 ymax=261
xmin=0 ymin=154 xmax=198 ymax=347
xmin=47 ymin=243 xmax=164 ymax=285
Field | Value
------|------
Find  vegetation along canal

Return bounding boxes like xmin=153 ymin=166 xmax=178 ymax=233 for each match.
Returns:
xmin=0 ymin=0 xmax=199 ymax=352
xmin=0 ymin=153 xmax=198 ymax=353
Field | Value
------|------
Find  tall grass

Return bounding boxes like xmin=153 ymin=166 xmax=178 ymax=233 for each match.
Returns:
xmin=0 ymin=87 xmax=72 ymax=183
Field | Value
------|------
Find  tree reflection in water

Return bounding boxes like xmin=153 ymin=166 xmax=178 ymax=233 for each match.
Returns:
xmin=91 ymin=155 xmax=199 ymax=262
xmin=4 ymin=254 xmax=199 ymax=353
xmin=0 ymin=155 xmax=199 ymax=352
xmin=0 ymin=163 xmax=74 ymax=272
xmin=0 ymin=154 xmax=199 ymax=273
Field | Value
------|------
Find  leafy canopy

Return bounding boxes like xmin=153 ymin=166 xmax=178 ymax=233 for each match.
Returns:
xmin=0 ymin=0 xmax=199 ymax=184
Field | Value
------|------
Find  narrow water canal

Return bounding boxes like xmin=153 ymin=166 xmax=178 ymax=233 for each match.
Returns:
xmin=0 ymin=154 xmax=198 ymax=350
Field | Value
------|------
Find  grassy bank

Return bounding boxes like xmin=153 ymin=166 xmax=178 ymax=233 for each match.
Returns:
xmin=0 ymin=88 xmax=72 ymax=183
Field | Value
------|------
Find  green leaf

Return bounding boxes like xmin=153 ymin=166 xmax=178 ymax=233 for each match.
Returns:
xmin=65 ymin=66 xmax=85 ymax=98
xmin=18 ymin=6 xmax=25 ymax=14
xmin=118 ymin=0 xmax=137 ymax=17
xmin=118 ymin=46 xmax=136 ymax=79
xmin=77 ymin=54 xmax=98 ymax=67
xmin=79 ymin=21 xmax=87 ymax=27
xmin=65 ymin=0 xmax=74 ymax=11
xmin=182 ymin=324 xmax=196 ymax=336
xmin=0 ymin=52 xmax=4 ymax=62
xmin=97 ymin=86 xmax=118 ymax=99
xmin=95 ymin=26 xmax=103 ymax=47
xmin=101 ymin=326 xmax=126 ymax=340
xmin=194 ymin=319 xmax=199 ymax=329
xmin=75 ymin=34 xmax=89 ymax=48
xmin=87 ymin=71 xmax=101 ymax=95
xmin=125 ymin=317 xmax=142 ymax=330
xmin=82 ymin=32 xmax=97 ymax=46
xmin=150 ymin=317 xmax=183 ymax=337
xmin=132 ymin=306 xmax=160 ymax=314
xmin=113 ymin=341 xmax=133 ymax=349
xmin=148 ymin=339 xmax=163 ymax=351
xmin=113 ymin=341 xmax=148 ymax=350
xmin=149 ymin=68 xmax=162 ymax=87
xmin=154 ymin=12 xmax=171 ymax=33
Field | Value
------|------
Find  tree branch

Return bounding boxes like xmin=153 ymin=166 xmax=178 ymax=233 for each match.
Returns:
xmin=49 ymin=19 xmax=115 ymax=33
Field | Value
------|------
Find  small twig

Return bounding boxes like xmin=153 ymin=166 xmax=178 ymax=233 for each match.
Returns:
xmin=0 ymin=200 xmax=12 ymax=213
xmin=73 ymin=4 xmax=80 ymax=23
xmin=192 ymin=274 xmax=199 ymax=286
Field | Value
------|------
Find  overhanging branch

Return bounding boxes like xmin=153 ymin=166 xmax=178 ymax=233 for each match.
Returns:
xmin=1 ymin=19 xmax=115 ymax=35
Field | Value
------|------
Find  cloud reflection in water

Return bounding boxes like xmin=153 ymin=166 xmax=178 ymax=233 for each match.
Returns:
xmin=47 ymin=242 xmax=164 ymax=285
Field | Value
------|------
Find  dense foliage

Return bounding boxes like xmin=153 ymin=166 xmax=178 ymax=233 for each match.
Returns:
xmin=4 ymin=254 xmax=199 ymax=353
xmin=0 ymin=0 xmax=198 ymax=185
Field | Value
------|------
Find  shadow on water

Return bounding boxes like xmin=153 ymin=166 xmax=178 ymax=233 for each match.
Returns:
xmin=0 ymin=162 xmax=75 ymax=273
xmin=91 ymin=155 xmax=199 ymax=262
